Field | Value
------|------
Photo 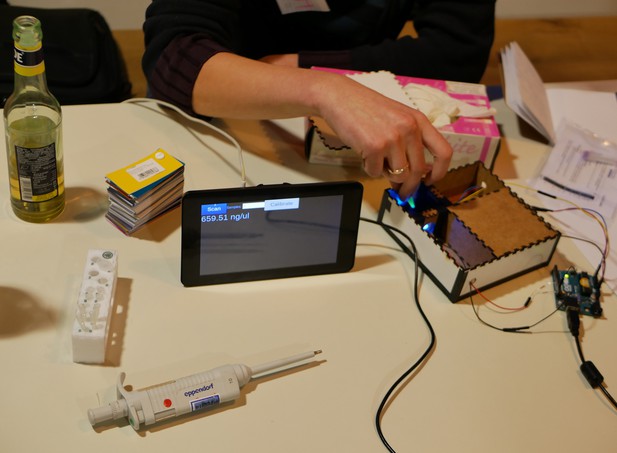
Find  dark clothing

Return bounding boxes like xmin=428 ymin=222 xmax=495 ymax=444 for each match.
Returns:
xmin=143 ymin=0 xmax=495 ymax=114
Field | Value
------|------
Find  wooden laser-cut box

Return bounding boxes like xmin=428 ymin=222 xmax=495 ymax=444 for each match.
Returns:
xmin=377 ymin=162 xmax=561 ymax=301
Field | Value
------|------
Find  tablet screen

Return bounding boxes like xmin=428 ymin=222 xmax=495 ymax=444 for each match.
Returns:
xmin=181 ymin=181 xmax=363 ymax=286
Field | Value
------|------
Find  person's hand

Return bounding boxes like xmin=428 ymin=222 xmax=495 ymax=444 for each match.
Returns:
xmin=260 ymin=53 xmax=299 ymax=68
xmin=315 ymin=74 xmax=452 ymax=200
xmin=192 ymin=54 xmax=451 ymax=201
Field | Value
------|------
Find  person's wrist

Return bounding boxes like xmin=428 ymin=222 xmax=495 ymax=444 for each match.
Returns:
xmin=304 ymin=70 xmax=347 ymax=119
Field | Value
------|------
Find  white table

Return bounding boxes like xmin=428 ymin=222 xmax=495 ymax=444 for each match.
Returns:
xmin=1 ymin=99 xmax=615 ymax=452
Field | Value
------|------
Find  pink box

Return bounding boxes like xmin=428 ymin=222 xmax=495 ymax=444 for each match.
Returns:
xmin=305 ymin=68 xmax=501 ymax=170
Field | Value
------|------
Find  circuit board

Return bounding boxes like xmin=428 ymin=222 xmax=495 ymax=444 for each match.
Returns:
xmin=551 ymin=266 xmax=602 ymax=317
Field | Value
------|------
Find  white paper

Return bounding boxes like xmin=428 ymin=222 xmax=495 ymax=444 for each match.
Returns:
xmin=546 ymin=88 xmax=617 ymax=143
xmin=501 ymin=42 xmax=556 ymax=143
xmin=501 ymin=42 xmax=617 ymax=291
xmin=534 ymin=121 xmax=617 ymax=291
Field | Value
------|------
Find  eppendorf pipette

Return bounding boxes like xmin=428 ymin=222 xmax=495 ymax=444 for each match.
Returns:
xmin=88 ymin=350 xmax=322 ymax=430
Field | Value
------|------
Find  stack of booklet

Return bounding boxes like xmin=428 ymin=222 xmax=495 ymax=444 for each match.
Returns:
xmin=500 ymin=41 xmax=617 ymax=145
xmin=105 ymin=148 xmax=185 ymax=235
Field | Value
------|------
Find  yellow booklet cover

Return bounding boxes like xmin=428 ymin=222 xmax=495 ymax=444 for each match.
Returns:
xmin=105 ymin=149 xmax=184 ymax=199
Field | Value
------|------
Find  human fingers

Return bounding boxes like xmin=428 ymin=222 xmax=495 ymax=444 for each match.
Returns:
xmin=363 ymin=137 xmax=414 ymax=184
xmin=394 ymin=159 xmax=426 ymax=202
xmin=383 ymin=153 xmax=411 ymax=183
xmin=394 ymin=114 xmax=428 ymax=200
xmin=360 ymin=132 xmax=408 ymax=178
xmin=360 ymin=117 xmax=425 ymax=200
xmin=362 ymin=152 xmax=385 ymax=178
xmin=395 ymin=111 xmax=452 ymax=200
xmin=418 ymin=117 xmax=453 ymax=184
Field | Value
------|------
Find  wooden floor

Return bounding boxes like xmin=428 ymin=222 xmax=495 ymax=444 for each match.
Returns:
xmin=114 ymin=17 xmax=617 ymax=99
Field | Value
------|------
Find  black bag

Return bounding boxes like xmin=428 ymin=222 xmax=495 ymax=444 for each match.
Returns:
xmin=0 ymin=2 xmax=132 ymax=107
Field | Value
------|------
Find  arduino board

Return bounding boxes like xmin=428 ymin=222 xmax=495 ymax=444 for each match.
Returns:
xmin=551 ymin=265 xmax=602 ymax=317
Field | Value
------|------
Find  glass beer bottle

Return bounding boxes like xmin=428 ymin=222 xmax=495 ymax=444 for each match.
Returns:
xmin=3 ymin=15 xmax=65 ymax=222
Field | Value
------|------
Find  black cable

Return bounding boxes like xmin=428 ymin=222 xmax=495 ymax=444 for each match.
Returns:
xmin=360 ymin=217 xmax=436 ymax=453
xmin=362 ymin=210 xmax=616 ymax=444
xmin=599 ymin=385 xmax=617 ymax=408
xmin=565 ymin=308 xmax=617 ymax=411
xmin=574 ymin=336 xmax=586 ymax=364
xmin=566 ymin=308 xmax=585 ymax=362
xmin=468 ymin=284 xmax=563 ymax=333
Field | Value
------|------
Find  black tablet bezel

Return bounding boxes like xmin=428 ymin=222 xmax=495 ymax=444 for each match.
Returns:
xmin=181 ymin=181 xmax=363 ymax=286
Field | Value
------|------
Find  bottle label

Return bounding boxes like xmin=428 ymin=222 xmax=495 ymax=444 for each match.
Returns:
xmin=14 ymin=42 xmax=45 ymax=77
xmin=15 ymin=143 xmax=59 ymax=202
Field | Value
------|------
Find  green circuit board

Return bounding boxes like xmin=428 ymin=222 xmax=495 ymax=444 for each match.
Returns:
xmin=551 ymin=266 xmax=602 ymax=317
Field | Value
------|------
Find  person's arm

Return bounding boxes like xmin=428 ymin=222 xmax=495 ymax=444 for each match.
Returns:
xmin=143 ymin=0 xmax=453 ymax=198
xmin=193 ymin=52 xmax=451 ymax=199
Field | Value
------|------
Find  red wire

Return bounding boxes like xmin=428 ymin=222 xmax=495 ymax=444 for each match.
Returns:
xmin=470 ymin=281 xmax=527 ymax=312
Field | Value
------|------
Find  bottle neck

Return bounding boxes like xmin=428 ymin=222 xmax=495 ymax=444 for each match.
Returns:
xmin=13 ymin=41 xmax=50 ymax=93
xmin=13 ymin=71 xmax=50 ymax=94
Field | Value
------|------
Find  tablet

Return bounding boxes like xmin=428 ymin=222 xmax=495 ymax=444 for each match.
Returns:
xmin=181 ymin=181 xmax=363 ymax=286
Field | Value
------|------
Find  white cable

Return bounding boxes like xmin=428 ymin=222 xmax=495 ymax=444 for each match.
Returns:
xmin=122 ymin=97 xmax=248 ymax=187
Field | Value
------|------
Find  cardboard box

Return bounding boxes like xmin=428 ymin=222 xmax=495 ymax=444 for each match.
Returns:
xmin=305 ymin=69 xmax=501 ymax=170
xmin=377 ymin=162 xmax=561 ymax=301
